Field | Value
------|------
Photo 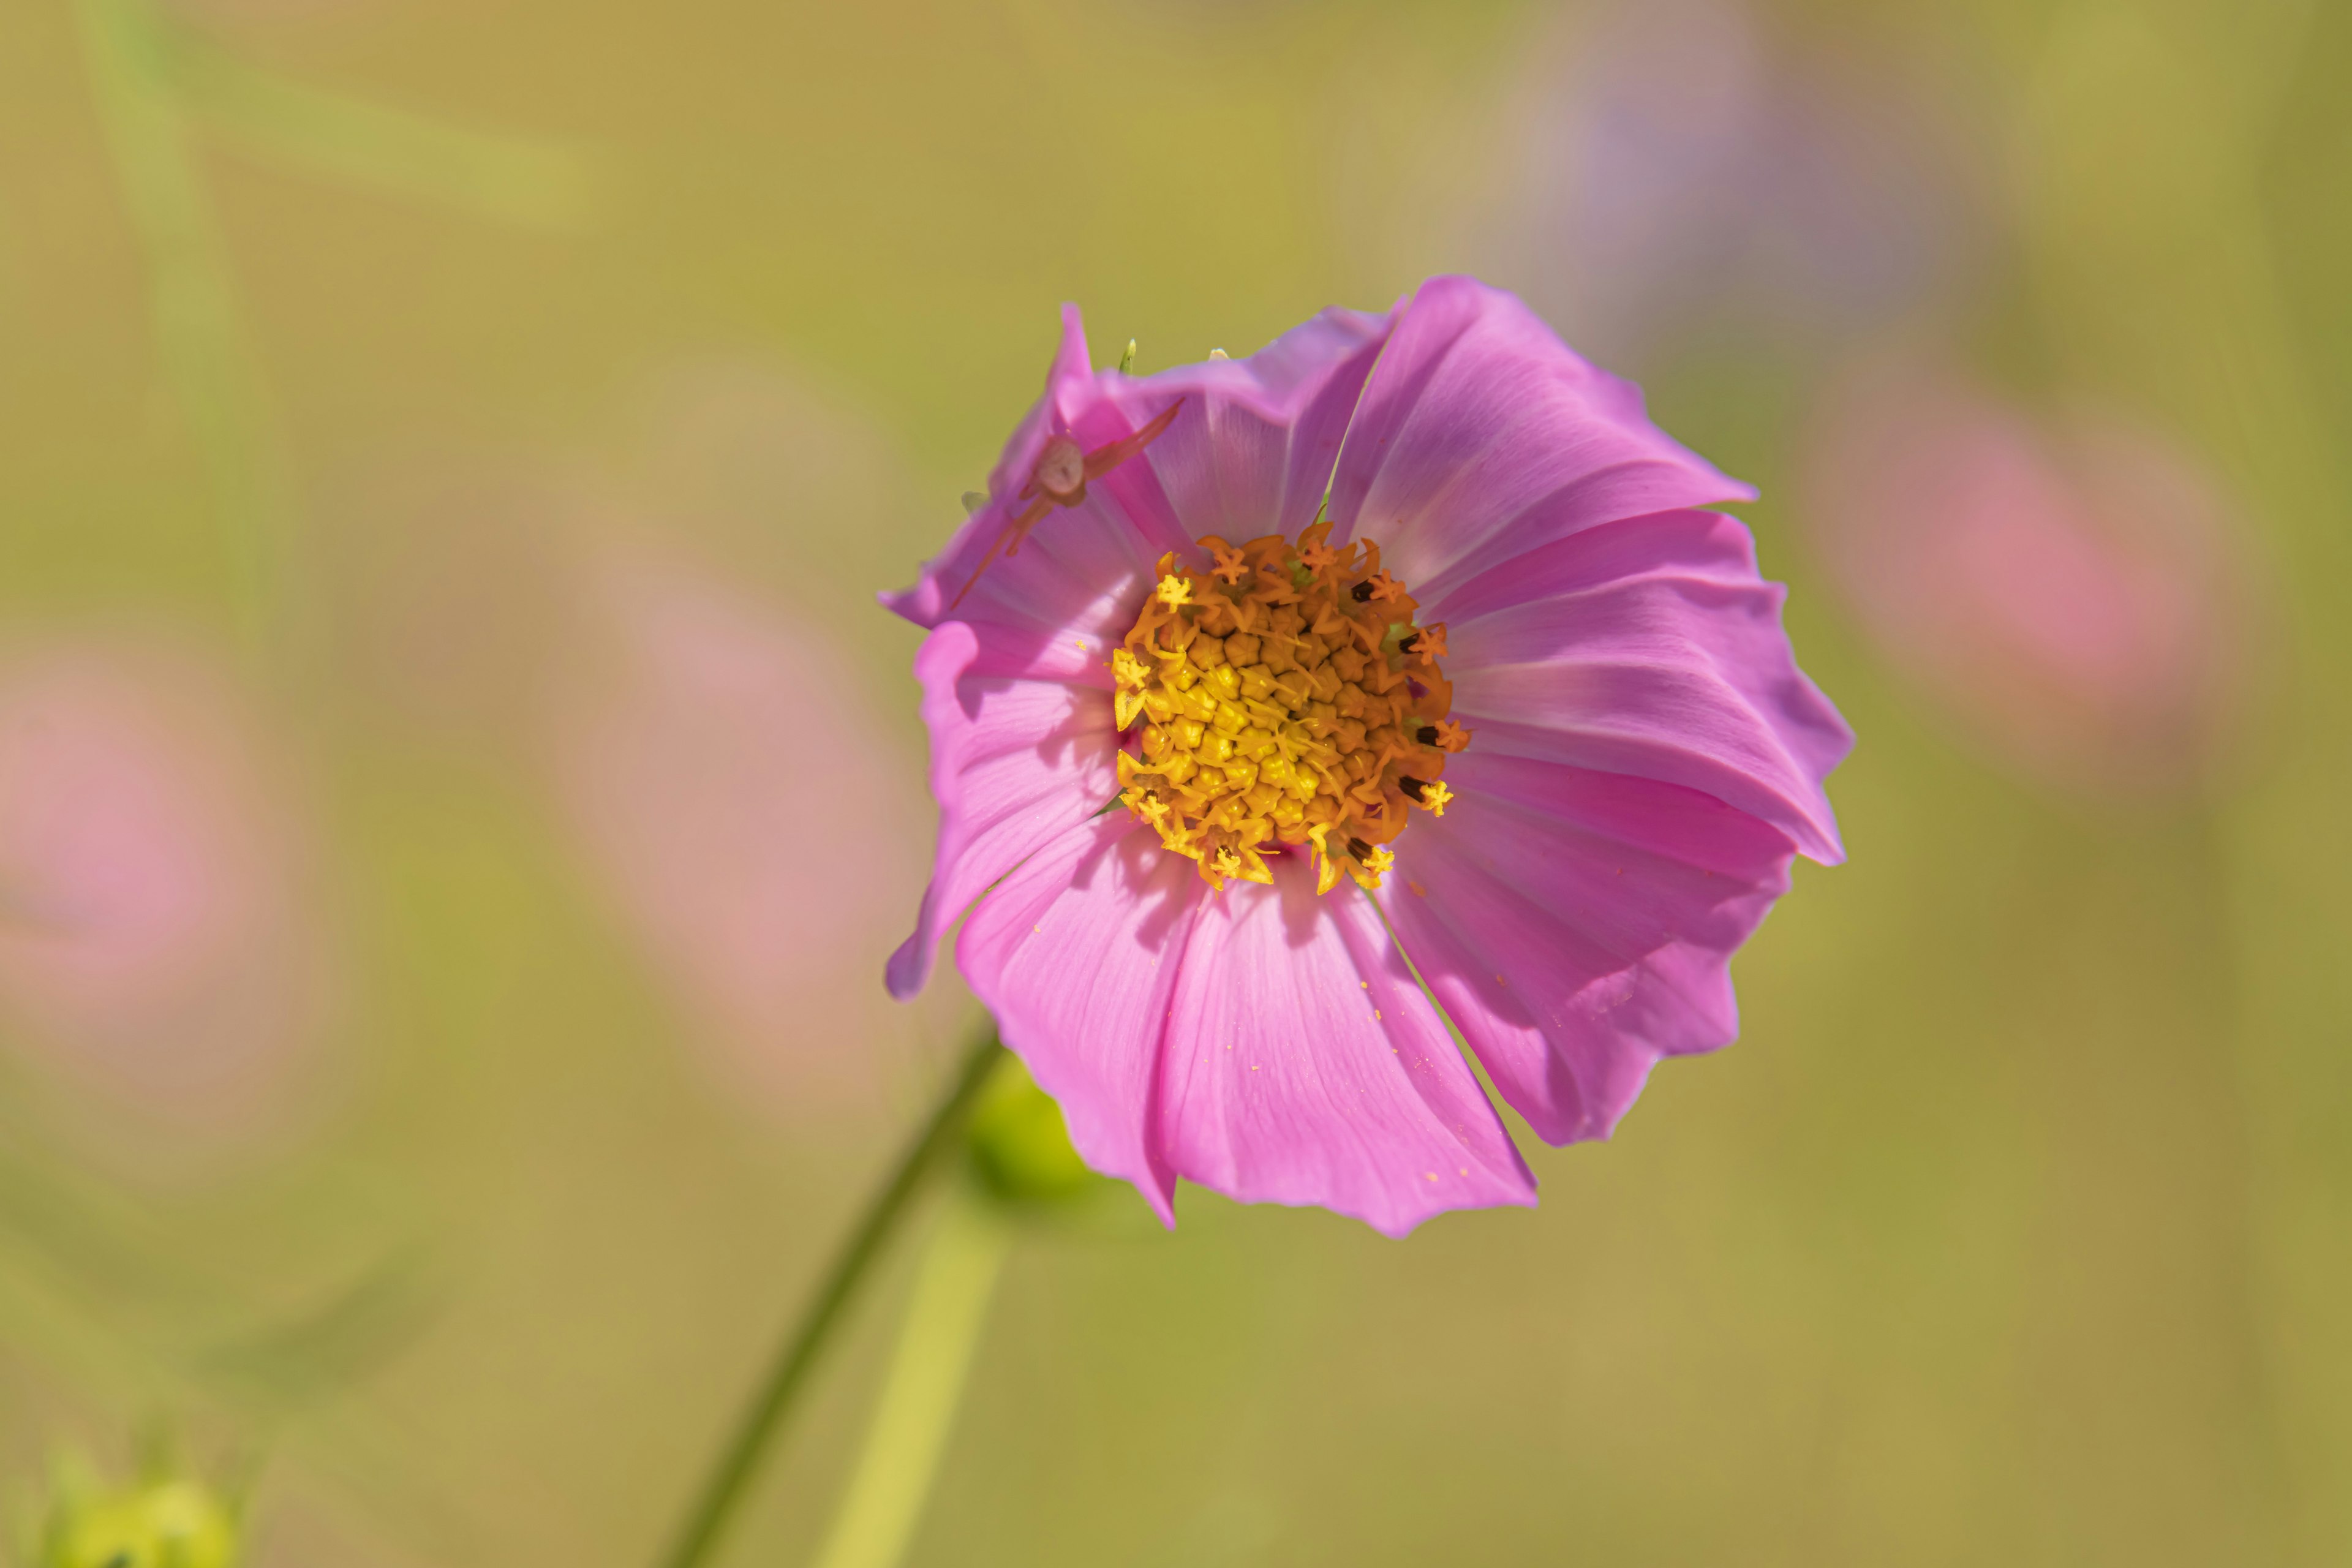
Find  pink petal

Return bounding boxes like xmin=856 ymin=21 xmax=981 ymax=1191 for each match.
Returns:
xmin=886 ymin=304 xmax=1397 ymax=635
xmin=959 ymin=828 xmax=1532 ymax=1235
xmin=883 ymin=304 xmax=1193 ymax=634
xmin=883 ymin=620 xmax=1120 ymax=1000
xmin=1382 ymin=753 xmax=1799 ymax=1143
xmin=955 ymin=816 xmax=1194 ymax=1219
xmin=1441 ymin=508 xmax=1849 ymax=864
xmin=1086 ymin=306 xmax=1393 ymax=545
xmin=1154 ymin=853 xmax=1535 ymax=1237
xmin=882 ymin=480 xmax=1186 ymax=664
xmin=1326 ymin=275 xmax=1754 ymax=607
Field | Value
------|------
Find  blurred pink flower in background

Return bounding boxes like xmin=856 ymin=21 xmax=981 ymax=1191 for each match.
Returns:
xmin=1801 ymin=364 xmax=2254 ymax=795
xmin=0 ymin=638 xmax=332 ymax=1149
xmin=334 ymin=363 xmax=944 ymax=1120
xmin=1453 ymin=0 xmax=1967 ymax=371
xmin=549 ymin=540 xmax=930 ymax=1113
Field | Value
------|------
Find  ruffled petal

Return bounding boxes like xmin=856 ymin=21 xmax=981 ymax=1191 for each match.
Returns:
xmin=955 ymin=816 xmax=1196 ymax=1219
xmin=894 ymin=481 xmax=1178 ymax=660
xmin=1153 ymin=853 xmax=1535 ymax=1237
xmin=883 ymin=620 xmax=1121 ymax=999
xmin=883 ymin=304 xmax=1193 ymax=636
xmin=1382 ymin=753 xmax=1800 ymax=1144
xmin=886 ymin=303 xmax=1396 ymax=635
xmin=1087 ymin=306 xmax=1393 ymax=545
xmin=1326 ymin=275 xmax=1754 ymax=608
xmin=1441 ymin=508 xmax=1848 ymax=863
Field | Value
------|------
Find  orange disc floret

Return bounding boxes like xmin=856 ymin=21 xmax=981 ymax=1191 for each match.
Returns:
xmin=1111 ymin=521 xmax=1469 ymax=894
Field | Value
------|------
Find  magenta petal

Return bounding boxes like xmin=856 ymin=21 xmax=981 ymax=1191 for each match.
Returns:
xmin=881 ymin=478 xmax=1187 ymax=655
xmin=1443 ymin=508 xmax=1849 ymax=864
xmin=956 ymin=817 xmax=1196 ymax=1221
xmin=884 ymin=304 xmax=1194 ymax=634
xmin=886 ymin=303 xmax=1396 ymax=634
xmin=1382 ymin=754 xmax=1800 ymax=1144
xmin=1086 ymin=306 xmax=1393 ymax=545
xmin=1327 ymin=275 xmax=1754 ymax=606
xmin=1154 ymin=856 xmax=1536 ymax=1237
xmin=883 ymin=620 xmax=1120 ymax=1000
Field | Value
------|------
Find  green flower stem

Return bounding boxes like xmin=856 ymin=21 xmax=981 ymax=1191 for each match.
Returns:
xmin=73 ymin=0 xmax=289 ymax=654
xmin=808 ymin=1185 xmax=1011 ymax=1568
xmin=657 ymin=1029 xmax=1004 ymax=1568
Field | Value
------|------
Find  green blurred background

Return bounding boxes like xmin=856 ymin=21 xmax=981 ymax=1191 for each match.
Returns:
xmin=2 ymin=0 xmax=2347 ymax=1561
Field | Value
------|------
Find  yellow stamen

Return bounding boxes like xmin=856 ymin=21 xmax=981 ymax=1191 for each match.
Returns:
xmin=1112 ymin=522 xmax=1463 ymax=894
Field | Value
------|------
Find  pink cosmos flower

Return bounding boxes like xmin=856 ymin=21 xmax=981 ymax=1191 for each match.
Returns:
xmin=886 ymin=277 xmax=1849 ymax=1236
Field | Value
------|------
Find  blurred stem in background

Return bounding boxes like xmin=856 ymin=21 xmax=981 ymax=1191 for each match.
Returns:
xmin=807 ymin=1186 xmax=1011 ymax=1568
xmin=802 ymin=1050 xmax=1110 ymax=1568
xmin=658 ymin=1029 xmax=1005 ymax=1568
xmin=2015 ymin=4 xmax=2351 ymax=1551
xmin=72 ymin=0 xmax=289 ymax=655
xmin=165 ymin=24 xmax=594 ymax=231
xmin=68 ymin=0 xmax=590 ymax=660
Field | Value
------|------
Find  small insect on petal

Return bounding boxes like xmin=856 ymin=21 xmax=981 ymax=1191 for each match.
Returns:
xmin=1030 ymin=434 xmax=1088 ymax=503
xmin=951 ymin=403 xmax=1183 ymax=607
xmin=1082 ymin=399 xmax=1183 ymax=482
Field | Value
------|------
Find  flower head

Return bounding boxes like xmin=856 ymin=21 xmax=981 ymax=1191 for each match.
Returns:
xmin=885 ymin=277 xmax=1848 ymax=1236
xmin=1113 ymin=524 xmax=1459 ymax=896
xmin=31 ymin=1452 xmax=240 ymax=1568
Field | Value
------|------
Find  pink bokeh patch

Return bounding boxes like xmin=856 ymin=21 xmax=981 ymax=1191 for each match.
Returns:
xmin=0 ymin=638 xmax=332 ymax=1146
xmin=1803 ymin=364 xmax=2254 ymax=795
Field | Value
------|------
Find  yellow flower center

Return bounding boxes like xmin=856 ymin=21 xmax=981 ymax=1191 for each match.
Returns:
xmin=1112 ymin=521 xmax=1470 ymax=894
